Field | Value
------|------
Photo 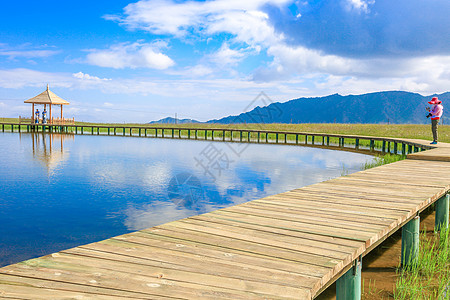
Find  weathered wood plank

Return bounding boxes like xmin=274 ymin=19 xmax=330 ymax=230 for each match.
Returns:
xmin=109 ymin=233 xmax=331 ymax=278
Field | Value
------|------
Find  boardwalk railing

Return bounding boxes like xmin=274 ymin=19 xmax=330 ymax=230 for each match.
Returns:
xmin=0 ymin=122 xmax=433 ymax=155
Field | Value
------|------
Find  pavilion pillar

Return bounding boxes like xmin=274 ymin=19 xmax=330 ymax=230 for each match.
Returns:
xmin=32 ymin=103 xmax=35 ymax=122
xmin=61 ymin=104 xmax=63 ymax=120
xmin=49 ymin=104 xmax=52 ymax=124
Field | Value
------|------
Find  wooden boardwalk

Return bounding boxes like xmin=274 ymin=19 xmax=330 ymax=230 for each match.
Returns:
xmin=0 ymin=138 xmax=449 ymax=299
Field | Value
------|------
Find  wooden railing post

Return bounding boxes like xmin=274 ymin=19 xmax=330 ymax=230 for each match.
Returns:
xmin=336 ymin=257 xmax=362 ymax=300
xmin=435 ymin=194 xmax=449 ymax=232
xmin=401 ymin=216 xmax=420 ymax=267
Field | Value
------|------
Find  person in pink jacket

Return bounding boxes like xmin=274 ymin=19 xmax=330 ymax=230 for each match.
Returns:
xmin=426 ymin=97 xmax=443 ymax=144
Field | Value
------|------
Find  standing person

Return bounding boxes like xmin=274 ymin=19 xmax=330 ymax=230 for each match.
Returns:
xmin=426 ymin=97 xmax=443 ymax=144
xmin=42 ymin=109 xmax=47 ymax=124
xmin=35 ymin=109 xmax=40 ymax=124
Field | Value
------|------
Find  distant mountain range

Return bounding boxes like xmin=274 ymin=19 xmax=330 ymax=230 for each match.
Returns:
xmin=149 ymin=117 xmax=200 ymax=124
xmin=149 ymin=91 xmax=449 ymax=125
xmin=207 ymin=91 xmax=450 ymax=124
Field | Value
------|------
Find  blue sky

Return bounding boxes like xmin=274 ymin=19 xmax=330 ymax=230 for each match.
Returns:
xmin=1 ymin=0 xmax=449 ymax=122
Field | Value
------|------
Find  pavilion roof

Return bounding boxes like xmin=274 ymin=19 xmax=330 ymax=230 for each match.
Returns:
xmin=24 ymin=85 xmax=70 ymax=105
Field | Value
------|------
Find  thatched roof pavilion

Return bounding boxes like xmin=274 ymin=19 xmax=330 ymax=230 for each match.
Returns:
xmin=24 ymin=85 xmax=71 ymax=124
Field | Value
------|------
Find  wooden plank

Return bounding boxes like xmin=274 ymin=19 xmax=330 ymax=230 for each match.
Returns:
xmin=240 ymin=199 xmax=395 ymax=226
xmin=67 ymin=243 xmax=321 ymax=291
xmin=188 ymin=214 xmax=360 ymax=252
xmin=226 ymin=204 xmax=386 ymax=233
xmin=109 ymin=233 xmax=331 ymax=279
xmin=255 ymin=196 xmax=409 ymax=219
xmin=288 ymin=184 xmax=441 ymax=204
xmin=279 ymin=191 xmax=424 ymax=210
xmin=45 ymin=251 xmax=311 ymax=299
xmin=1 ymin=255 xmax=300 ymax=300
xmin=204 ymin=209 xmax=375 ymax=242
xmin=307 ymin=181 xmax=444 ymax=198
xmin=175 ymin=218 xmax=356 ymax=259
xmin=0 ymin=273 xmax=167 ymax=299
xmin=295 ymin=185 xmax=441 ymax=203
xmin=147 ymin=224 xmax=347 ymax=269
xmin=0 ymin=275 xmax=144 ymax=299
xmin=340 ymin=173 xmax=448 ymax=188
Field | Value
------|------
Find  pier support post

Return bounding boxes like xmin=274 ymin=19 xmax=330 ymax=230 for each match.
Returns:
xmin=435 ymin=194 xmax=449 ymax=232
xmin=336 ymin=257 xmax=362 ymax=300
xmin=355 ymin=138 xmax=359 ymax=149
xmin=382 ymin=140 xmax=386 ymax=152
xmin=327 ymin=136 xmax=330 ymax=146
xmin=401 ymin=216 xmax=420 ymax=267
xmin=402 ymin=143 xmax=406 ymax=155
xmin=312 ymin=136 xmax=315 ymax=145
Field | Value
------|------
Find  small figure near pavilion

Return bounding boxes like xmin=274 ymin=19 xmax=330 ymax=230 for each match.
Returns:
xmin=42 ymin=109 xmax=47 ymax=124
xmin=35 ymin=109 xmax=40 ymax=124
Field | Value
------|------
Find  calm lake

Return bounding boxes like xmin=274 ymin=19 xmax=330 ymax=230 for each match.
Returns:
xmin=0 ymin=132 xmax=372 ymax=267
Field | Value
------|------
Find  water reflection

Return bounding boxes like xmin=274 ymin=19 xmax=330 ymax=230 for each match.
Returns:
xmin=28 ymin=132 xmax=73 ymax=175
xmin=0 ymin=133 xmax=373 ymax=267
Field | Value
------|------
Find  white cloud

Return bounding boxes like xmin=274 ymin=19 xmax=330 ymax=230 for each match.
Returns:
xmin=73 ymin=72 xmax=111 ymax=81
xmin=209 ymin=43 xmax=246 ymax=67
xmin=344 ymin=0 xmax=375 ymax=13
xmin=0 ymin=43 xmax=60 ymax=59
xmin=85 ymin=42 xmax=175 ymax=70
xmin=0 ymin=68 xmax=71 ymax=89
xmin=168 ymin=64 xmax=214 ymax=77
xmin=0 ymin=50 xmax=60 ymax=59
xmin=109 ymin=0 xmax=287 ymax=46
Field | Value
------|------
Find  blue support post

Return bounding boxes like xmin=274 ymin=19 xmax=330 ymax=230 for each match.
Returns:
xmin=336 ymin=257 xmax=362 ymax=300
xmin=401 ymin=216 xmax=420 ymax=267
xmin=435 ymin=194 xmax=449 ymax=232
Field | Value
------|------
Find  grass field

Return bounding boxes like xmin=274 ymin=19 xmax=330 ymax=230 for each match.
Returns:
xmin=1 ymin=117 xmax=449 ymax=143
xmin=394 ymin=227 xmax=450 ymax=299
